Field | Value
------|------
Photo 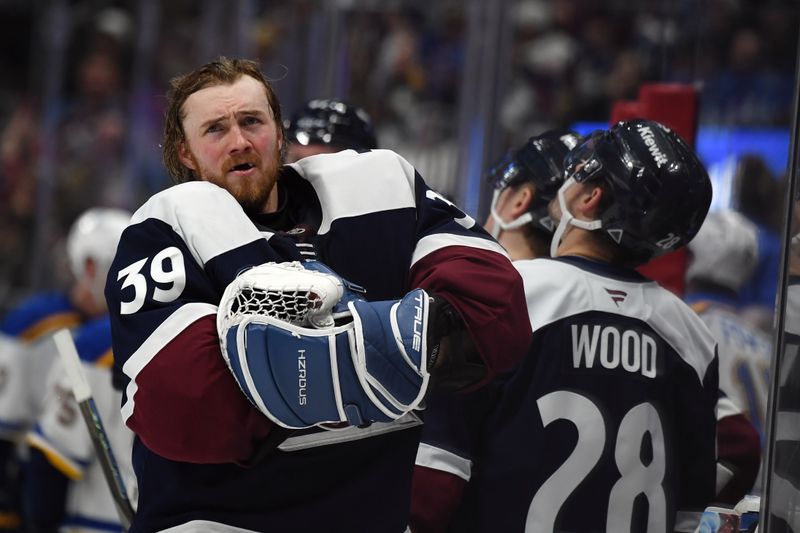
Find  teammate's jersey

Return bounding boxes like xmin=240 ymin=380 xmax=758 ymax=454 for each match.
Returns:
xmin=25 ymin=316 xmax=137 ymax=533
xmin=414 ymin=256 xmax=719 ymax=533
xmin=104 ymin=149 xmax=531 ymax=532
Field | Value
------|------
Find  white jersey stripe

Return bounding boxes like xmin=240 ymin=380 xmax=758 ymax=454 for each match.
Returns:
xmin=121 ymin=303 xmax=218 ymax=423
xmin=290 ymin=149 xmax=418 ymax=235
xmin=131 ymin=182 xmax=265 ymax=268
xmin=716 ymin=394 xmax=742 ymax=419
xmin=415 ymin=442 xmax=473 ymax=481
xmin=411 ymin=233 xmax=509 ymax=269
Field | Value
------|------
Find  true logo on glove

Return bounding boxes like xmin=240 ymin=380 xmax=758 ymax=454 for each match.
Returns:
xmin=412 ymin=293 xmax=425 ymax=352
xmin=298 ymin=350 xmax=308 ymax=406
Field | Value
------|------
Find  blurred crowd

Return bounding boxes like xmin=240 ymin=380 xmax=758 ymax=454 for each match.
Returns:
xmin=0 ymin=0 xmax=797 ymax=314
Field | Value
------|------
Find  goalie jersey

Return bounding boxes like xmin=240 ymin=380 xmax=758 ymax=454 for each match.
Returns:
xmin=413 ymin=256 xmax=719 ymax=533
xmin=104 ymin=149 xmax=531 ymax=532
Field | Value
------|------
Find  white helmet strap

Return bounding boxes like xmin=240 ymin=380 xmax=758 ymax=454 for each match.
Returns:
xmin=488 ymin=188 xmax=534 ymax=239
xmin=550 ymin=177 xmax=603 ymax=257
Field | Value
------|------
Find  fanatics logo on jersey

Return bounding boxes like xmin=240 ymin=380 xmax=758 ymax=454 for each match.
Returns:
xmin=605 ymin=288 xmax=627 ymax=307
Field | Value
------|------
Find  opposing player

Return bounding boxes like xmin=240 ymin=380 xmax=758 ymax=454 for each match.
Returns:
xmin=19 ymin=208 xmax=134 ymax=532
xmin=23 ymin=317 xmax=137 ymax=532
xmin=686 ymin=209 xmax=768 ymax=500
xmin=283 ymin=98 xmax=378 ymax=163
xmin=412 ymin=119 xmax=718 ymax=533
xmin=104 ymin=57 xmax=531 ymax=532
xmin=0 ymin=207 xmax=130 ymax=532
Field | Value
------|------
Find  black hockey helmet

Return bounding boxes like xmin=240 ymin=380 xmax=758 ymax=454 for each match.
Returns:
xmin=563 ymin=118 xmax=711 ymax=264
xmin=284 ymin=99 xmax=378 ymax=151
xmin=487 ymin=130 xmax=582 ymax=235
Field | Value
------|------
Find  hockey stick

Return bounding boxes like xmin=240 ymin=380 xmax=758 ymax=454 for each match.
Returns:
xmin=53 ymin=329 xmax=135 ymax=531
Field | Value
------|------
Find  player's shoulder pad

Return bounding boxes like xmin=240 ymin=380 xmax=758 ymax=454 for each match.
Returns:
xmin=516 ymin=257 xmax=717 ymax=382
xmin=131 ymin=181 xmax=242 ymax=225
xmin=289 ymin=149 xmax=416 ymax=192
xmin=0 ymin=291 xmax=79 ymax=339
xmin=290 ymin=147 xmax=414 ymax=174
xmin=126 ymin=181 xmax=265 ymax=267
xmin=287 ymin=149 xmax=418 ymax=234
xmin=71 ymin=316 xmax=113 ymax=366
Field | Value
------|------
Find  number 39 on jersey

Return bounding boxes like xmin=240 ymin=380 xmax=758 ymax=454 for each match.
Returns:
xmin=117 ymin=247 xmax=187 ymax=315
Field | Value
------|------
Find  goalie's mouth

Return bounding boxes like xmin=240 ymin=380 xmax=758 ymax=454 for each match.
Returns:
xmin=229 ymin=162 xmax=257 ymax=174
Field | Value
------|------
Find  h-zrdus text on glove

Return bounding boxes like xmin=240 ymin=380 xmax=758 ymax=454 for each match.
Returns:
xmin=216 ymin=261 xmax=431 ymax=429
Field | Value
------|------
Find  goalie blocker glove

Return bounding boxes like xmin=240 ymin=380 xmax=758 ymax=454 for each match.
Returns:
xmin=217 ymin=262 xmax=433 ymax=429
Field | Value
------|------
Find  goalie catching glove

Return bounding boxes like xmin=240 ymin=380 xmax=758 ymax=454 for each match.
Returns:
xmin=217 ymin=261 xmax=432 ymax=429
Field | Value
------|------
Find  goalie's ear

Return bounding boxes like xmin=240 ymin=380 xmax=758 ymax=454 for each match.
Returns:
xmin=178 ymin=142 xmax=196 ymax=171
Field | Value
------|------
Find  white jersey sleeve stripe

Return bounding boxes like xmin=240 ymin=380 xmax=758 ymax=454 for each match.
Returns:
xmin=414 ymin=442 xmax=473 ymax=481
xmin=716 ymin=394 xmax=742 ymax=419
xmin=411 ymin=233 xmax=509 ymax=269
xmin=130 ymin=182 xmax=265 ymax=268
xmin=121 ymin=303 xmax=218 ymax=423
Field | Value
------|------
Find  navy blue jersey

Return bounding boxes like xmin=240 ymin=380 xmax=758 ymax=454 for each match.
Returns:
xmin=415 ymin=256 xmax=718 ymax=533
xmin=104 ymin=149 xmax=531 ymax=532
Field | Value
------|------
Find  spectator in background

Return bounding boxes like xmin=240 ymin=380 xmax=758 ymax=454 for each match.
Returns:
xmin=0 ymin=16 xmax=132 ymax=307
xmin=732 ymin=155 xmax=785 ymax=332
xmin=701 ymin=25 xmax=795 ymax=126
xmin=55 ymin=49 xmax=129 ymax=229
xmin=0 ymin=99 xmax=39 ymax=305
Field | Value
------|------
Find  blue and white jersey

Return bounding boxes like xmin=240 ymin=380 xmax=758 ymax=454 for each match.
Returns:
xmin=104 ymin=149 xmax=531 ymax=532
xmin=0 ymin=291 xmax=85 ymax=435
xmin=25 ymin=316 xmax=137 ymax=533
xmin=0 ymin=291 xmax=82 ymax=343
xmin=0 ymin=290 xmax=84 ymax=529
xmin=687 ymin=294 xmax=770 ymax=499
xmin=687 ymin=294 xmax=771 ymax=446
xmin=414 ymin=256 xmax=719 ymax=533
